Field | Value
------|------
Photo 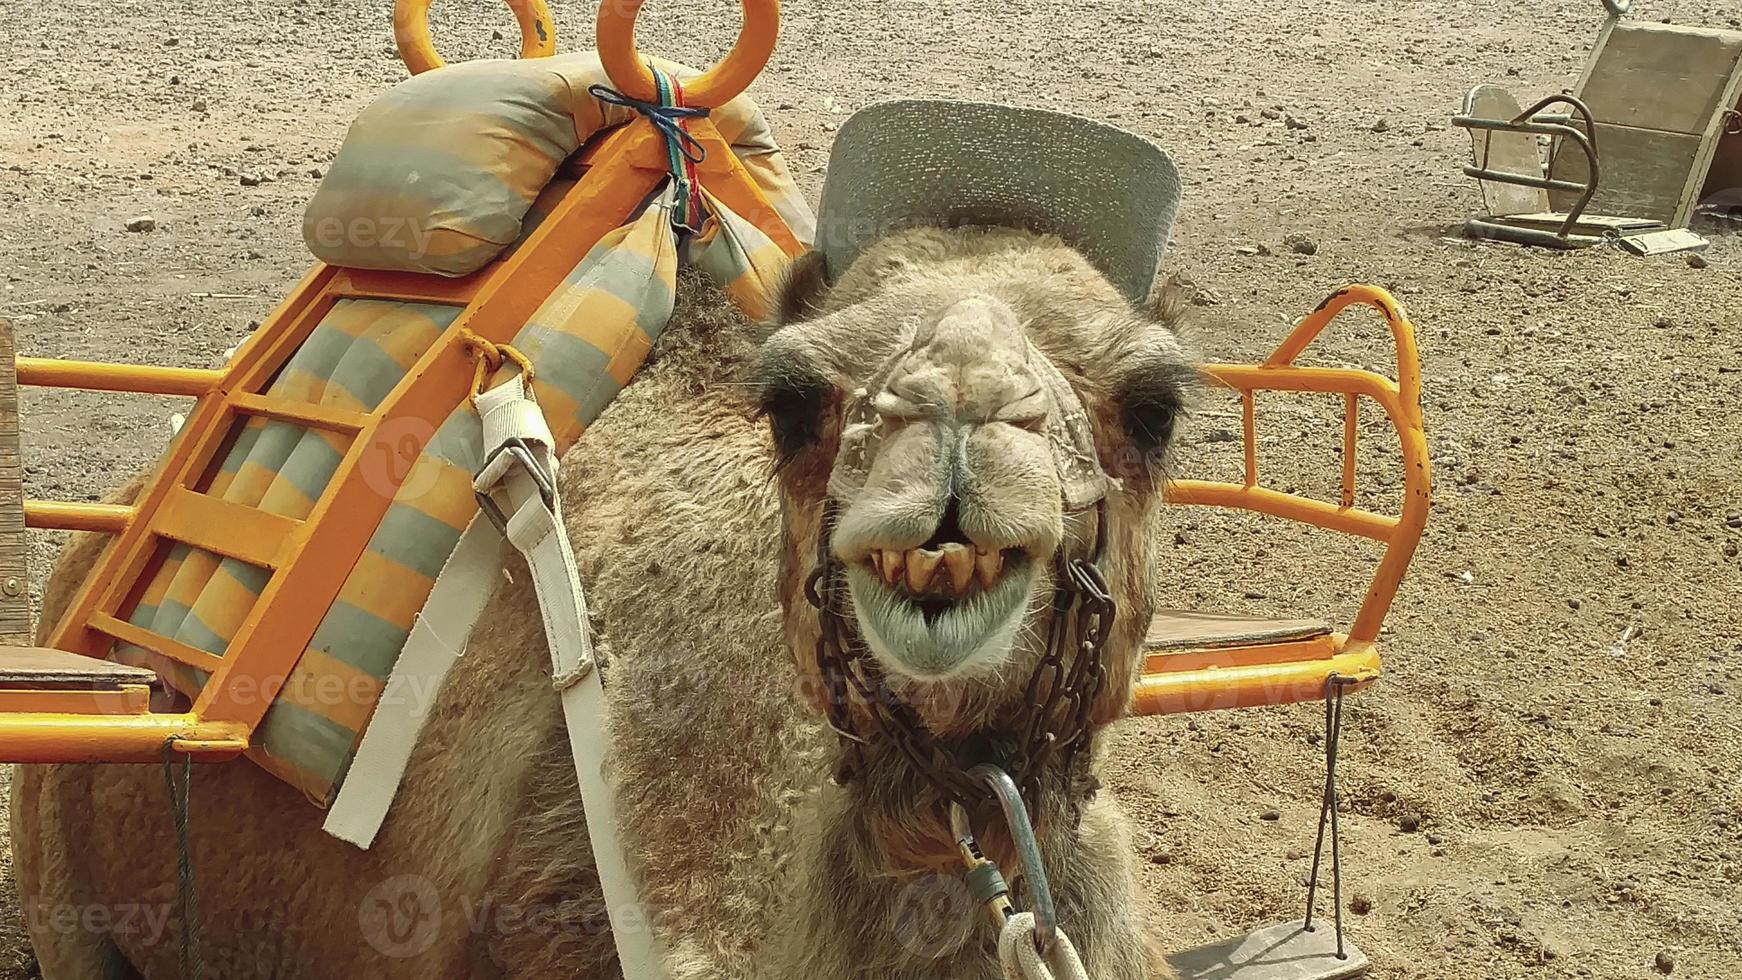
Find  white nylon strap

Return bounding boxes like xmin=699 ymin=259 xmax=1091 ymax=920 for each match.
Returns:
xmin=324 ymin=374 xmax=668 ymax=979
xmin=322 ymin=511 xmax=502 ymax=847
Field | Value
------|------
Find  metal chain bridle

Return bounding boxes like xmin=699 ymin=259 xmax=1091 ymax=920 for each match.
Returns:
xmin=803 ymin=498 xmax=1117 ymax=811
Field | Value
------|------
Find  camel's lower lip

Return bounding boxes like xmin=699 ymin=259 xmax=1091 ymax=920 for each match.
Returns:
xmin=843 ymin=555 xmax=1035 ymax=680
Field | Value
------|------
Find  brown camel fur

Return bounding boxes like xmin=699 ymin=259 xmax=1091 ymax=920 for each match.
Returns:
xmin=11 ymin=226 xmax=1192 ymax=979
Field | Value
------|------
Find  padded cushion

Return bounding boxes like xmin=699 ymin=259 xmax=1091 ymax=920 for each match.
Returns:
xmin=302 ymin=52 xmax=811 ymax=277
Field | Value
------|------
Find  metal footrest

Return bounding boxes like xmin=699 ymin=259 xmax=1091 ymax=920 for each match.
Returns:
xmin=1167 ymin=920 xmax=1370 ymax=980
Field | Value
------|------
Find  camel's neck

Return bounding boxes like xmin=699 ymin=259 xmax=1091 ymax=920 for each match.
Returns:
xmin=829 ymin=729 xmax=1101 ymax=873
xmin=764 ymin=737 xmax=1127 ymax=979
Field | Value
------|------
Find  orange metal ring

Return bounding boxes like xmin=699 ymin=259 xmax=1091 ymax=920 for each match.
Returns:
xmin=596 ymin=0 xmax=780 ymax=107
xmin=395 ymin=0 xmax=558 ymax=76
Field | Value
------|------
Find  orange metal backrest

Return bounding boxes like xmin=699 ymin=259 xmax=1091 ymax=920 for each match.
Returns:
xmin=1164 ymin=284 xmax=1431 ymax=646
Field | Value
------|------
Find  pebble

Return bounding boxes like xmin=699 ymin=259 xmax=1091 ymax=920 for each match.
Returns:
xmin=1398 ymin=813 xmax=1422 ymax=833
xmin=1655 ymin=950 xmax=1675 ymax=974
xmin=1285 ymin=113 xmax=1309 ymax=130
xmin=192 ymin=98 xmax=208 ymax=113
xmin=239 ymin=173 xmax=263 ymax=186
xmin=1371 ymin=118 xmax=1390 ymax=133
xmin=1686 ymin=253 xmax=1708 ymax=269
xmin=1260 ymin=809 xmax=1280 ymax=821
xmin=125 ymin=216 xmax=157 ymax=233
xmin=1285 ymin=234 xmax=1317 ymax=255
xmin=1349 ymin=895 xmax=1373 ymax=915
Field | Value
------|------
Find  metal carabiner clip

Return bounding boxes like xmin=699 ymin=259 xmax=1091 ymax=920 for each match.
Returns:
xmin=952 ymin=763 xmax=1059 ymax=955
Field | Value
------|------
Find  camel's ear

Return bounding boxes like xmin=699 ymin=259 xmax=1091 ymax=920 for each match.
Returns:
xmin=1141 ymin=275 xmax=1190 ymax=334
xmin=772 ymin=249 xmax=834 ymax=325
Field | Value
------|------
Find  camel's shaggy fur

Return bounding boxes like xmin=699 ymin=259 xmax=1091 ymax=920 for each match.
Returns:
xmin=11 ymin=227 xmax=1190 ymax=979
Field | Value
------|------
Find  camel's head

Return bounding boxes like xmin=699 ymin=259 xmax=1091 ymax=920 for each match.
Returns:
xmin=757 ymin=226 xmax=1192 ymax=741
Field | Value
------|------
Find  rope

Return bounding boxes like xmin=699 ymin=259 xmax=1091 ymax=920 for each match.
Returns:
xmin=998 ymin=913 xmax=1090 ymax=980
xmin=1303 ymin=674 xmax=1356 ymax=959
xmin=160 ymin=742 xmax=203 ymax=980
xmin=588 ymin=67 xmax=711 ymax=232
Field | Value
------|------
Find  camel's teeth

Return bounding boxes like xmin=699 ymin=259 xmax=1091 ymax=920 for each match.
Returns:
xmin=868 ymin=552 xmax=885 ymax=578
xmin=881 ymin=549 xmax=905 ymax=587
xmin=974 ymin=547 xmax=1003 ymax=590
xmin=907 ymin=548 xmax=943 ymax=593
xmin=941 ymin=543 xmax=975 ymax=595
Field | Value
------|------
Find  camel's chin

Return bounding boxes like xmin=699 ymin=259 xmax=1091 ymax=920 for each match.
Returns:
xmin=844 ymin=558 xmax=1035 ymax=681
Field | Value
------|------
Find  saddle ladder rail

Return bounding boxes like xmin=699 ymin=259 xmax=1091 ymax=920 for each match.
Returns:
xmin=0 ymin=0 xmax=803 ymax=765
xmin=1139 ymin=284 xmax=1431 ymax=715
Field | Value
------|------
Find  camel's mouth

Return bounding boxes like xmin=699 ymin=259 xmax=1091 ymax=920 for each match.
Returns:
xmin=844 ymin=544 xmax=1036 ymax=681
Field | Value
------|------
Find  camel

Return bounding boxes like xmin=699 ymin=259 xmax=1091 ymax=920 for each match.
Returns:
xmin=11 ymin=223 xmax=1193 ymax=979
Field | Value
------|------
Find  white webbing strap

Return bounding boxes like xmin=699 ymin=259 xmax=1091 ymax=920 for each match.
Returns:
xmin=324 ymin=374 xmax=669 ymax=979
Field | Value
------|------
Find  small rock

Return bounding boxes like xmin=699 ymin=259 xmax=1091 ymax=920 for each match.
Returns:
xmin=308 ymin=167 xmax=323 ymax=179
xmin=164 ymin=35 xmax=179 ymax=46
xmin=239 ymin=173 xmax=263 ymax=186
xmin=245 ymin=249 xmax=265 ymax=260
xmin=1567 ymin=597 xmax=1581 ymax=610
xmin=1260 ymin=809 xmax=1280 ymax=821
xmin=1173 ymin=530 xmax=1191 ymax=546
xmin=1398 ymin=813 xmax=1422 ymax=833
xmin=125 ymin=216 xmax=157 ymax=233
xmin=1654 ymin=315 xmax=1674 ymax=329
xmin=1655 ymin=950 xmax=1675 ymax=974
xmin=1234 ymin=113 xmax=1251 ymax=124
xmin=1371 ymin=118 xmax=1390 ymax=133
xmin=1260 ymin=108 xmax=1281 ymax=120
xmin=492 ymin=27 xmax=505 ymax=40
xmin=1686 ymin=253 xmax=1708 ymax=269
xmin=1285 ymin=113 xmax=1309 ymax=130
xmin=1285 ymin=234 xmax=1317 ymax=256
xmin=1349 ymin=895 xmax=1372 ymax=915
xmin=192 ymin=98 xmax=208 ymax=113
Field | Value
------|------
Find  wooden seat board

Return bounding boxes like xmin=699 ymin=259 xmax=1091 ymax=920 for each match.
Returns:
xmin=0 ymin=647 xmax=157 ymax=688
xmin=1497 ymin=211 xmax=1661 ymax=232
xmin=1145 ymin=610 xmax=1331 ymax=653
xmin=1546 ymin=21 xmax=1742 ymax=228
xmin=1168 ymin=920 xmax=1369 ymax=980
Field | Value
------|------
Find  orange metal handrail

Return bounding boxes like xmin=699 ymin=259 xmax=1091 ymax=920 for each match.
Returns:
xmin=597 ymin=0 xmax=783 ymax=107
xmin=16 ymin=358 xmax=221 ymax=397
xmin=1163 ymin=284 xmax=1432 ymax=646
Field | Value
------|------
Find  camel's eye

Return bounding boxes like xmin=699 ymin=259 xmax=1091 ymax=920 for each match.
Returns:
xmin=757 ymin=367 xmax=831 ymax=463
xmin=1120 ymin=364 xmax=1190 ymax=456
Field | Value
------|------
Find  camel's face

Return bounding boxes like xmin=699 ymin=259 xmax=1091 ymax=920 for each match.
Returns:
xmin=759 ymin=228 xmax=1191 ymax=711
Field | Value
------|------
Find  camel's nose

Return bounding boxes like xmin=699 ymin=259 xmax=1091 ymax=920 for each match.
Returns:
xmin=881 ymin=295 xmax=1040 ymax=424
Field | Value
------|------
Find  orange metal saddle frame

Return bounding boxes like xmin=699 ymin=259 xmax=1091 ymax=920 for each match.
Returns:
xmin=0 ymin=1 xmax=1429 ymax=765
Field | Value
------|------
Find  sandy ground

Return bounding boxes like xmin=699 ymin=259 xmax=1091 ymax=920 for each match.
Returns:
xmin=2 ymin=0 xmax=1740 ymax=977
